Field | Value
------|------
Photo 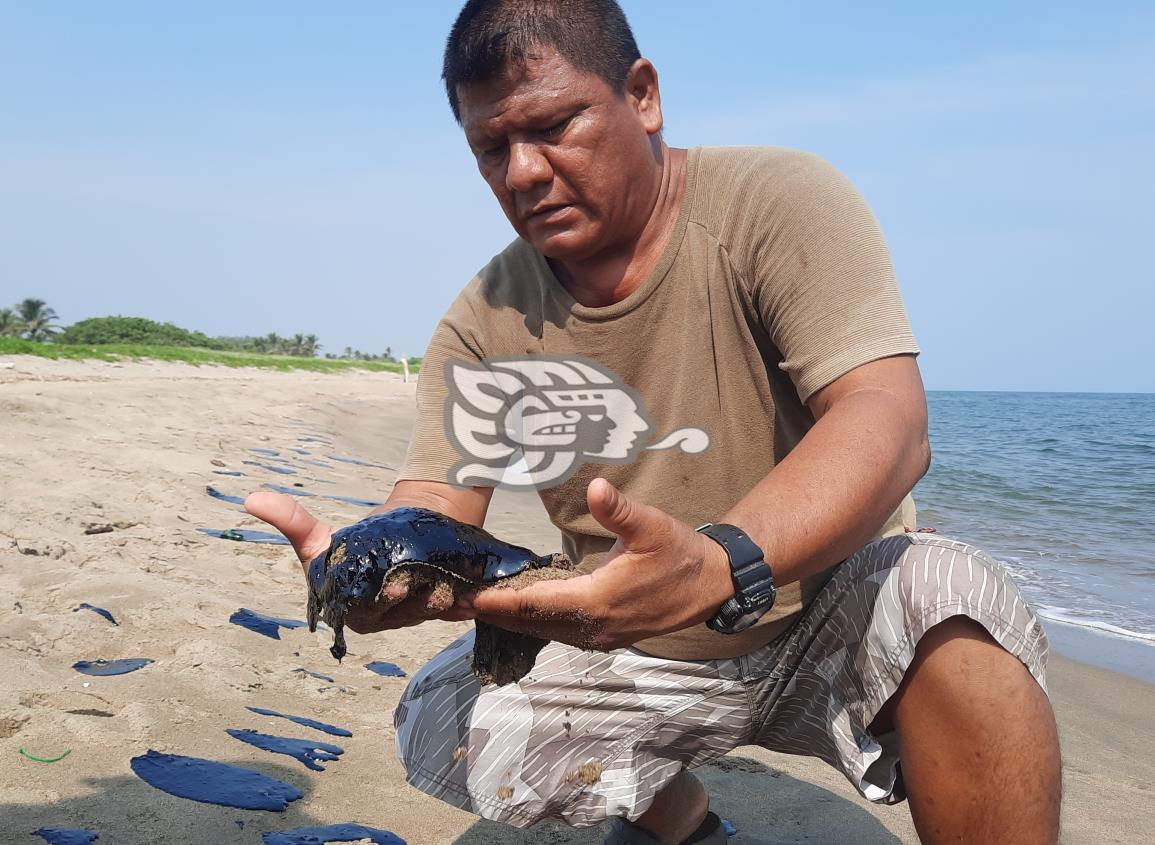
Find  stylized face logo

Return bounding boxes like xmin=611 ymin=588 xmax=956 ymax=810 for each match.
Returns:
xmin=503 ymin=386 xmax=647 ymax=458
xmin=445 ymin=356 xmax=707 ymax=490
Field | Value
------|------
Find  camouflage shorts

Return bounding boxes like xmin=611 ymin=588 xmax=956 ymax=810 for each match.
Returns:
xmin=393 ymin=533 xmax=1049 ymax=828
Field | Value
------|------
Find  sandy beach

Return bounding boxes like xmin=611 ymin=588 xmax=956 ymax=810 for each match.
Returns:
xmin=1 ymin=356 xmax=1152 ymax=844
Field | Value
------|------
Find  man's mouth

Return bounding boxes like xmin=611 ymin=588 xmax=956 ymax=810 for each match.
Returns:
xmin=528 ymin=203 xmax=572 ymax=222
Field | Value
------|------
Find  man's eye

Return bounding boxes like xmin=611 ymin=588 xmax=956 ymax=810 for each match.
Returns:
xmin=541 ymin=117 xmax=571 ymax=139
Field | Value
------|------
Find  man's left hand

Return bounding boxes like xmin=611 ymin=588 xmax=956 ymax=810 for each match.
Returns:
xmin=465 ymin=478 xmax=734 ymax=651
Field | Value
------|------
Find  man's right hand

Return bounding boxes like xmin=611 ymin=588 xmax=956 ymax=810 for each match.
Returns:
xmin=244 ymin=487 xmax=483 ymax=634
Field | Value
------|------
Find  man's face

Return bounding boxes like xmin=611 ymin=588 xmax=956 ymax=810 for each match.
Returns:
xmin=457 ymin=48 xmax=662 ymax=262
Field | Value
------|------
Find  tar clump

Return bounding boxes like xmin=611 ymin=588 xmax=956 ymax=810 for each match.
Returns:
xmin=307 ymin=507 xmax=574 ymax=686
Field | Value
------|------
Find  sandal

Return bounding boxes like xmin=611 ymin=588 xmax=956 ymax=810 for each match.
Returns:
xmin=604 ymin=810 xmax=729 ymax=844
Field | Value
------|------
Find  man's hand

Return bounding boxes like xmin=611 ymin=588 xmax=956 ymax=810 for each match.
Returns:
xmin=244 ymin=491 xmax=474 ymax=634
xmin=466 ymin=478 xmax=734 ymax=651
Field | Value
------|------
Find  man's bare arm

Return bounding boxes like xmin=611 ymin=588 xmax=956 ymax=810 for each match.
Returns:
xmin=723 ymin=353 xmax=929 ymax=589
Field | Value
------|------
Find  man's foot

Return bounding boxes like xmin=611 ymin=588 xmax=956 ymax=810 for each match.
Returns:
xmin=605 ymin=811 xmax=728 ymax=845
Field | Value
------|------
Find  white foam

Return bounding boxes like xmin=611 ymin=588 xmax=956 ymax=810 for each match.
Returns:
xmin=1036 ymin=607 xmax=1155 ymax=645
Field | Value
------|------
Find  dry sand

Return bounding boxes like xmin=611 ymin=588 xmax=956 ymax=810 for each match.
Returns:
xmin=1 ymin=356 xmax=1152 ymax=844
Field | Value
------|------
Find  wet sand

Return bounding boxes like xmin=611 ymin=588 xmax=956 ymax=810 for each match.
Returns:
xmin=1 ymin=357 xmax=1152 ymax=844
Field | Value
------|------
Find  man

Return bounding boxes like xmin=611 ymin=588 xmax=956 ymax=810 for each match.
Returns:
xmin=247 ymin=1 xmax=1061 ymax=842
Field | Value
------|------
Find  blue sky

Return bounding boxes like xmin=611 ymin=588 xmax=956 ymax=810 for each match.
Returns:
xmin=1 ymin=1 xmax=1152 ymax=391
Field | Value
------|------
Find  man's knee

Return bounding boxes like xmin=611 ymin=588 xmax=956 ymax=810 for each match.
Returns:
xmin=893 ymin=617 xmax=1061 ymax=842
xmin=901 ymin=616 xmax=1049 ymax=713
xmin=893 ymin=615 xmax=1060 ymax=784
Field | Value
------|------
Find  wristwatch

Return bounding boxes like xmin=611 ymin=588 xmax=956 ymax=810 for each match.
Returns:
xmin=696 ymin=522 xmax=776 ymax=634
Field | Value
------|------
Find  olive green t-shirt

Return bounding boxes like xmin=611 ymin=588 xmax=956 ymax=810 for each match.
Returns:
xmin=399 ymin=146 xmax=921 ymax=660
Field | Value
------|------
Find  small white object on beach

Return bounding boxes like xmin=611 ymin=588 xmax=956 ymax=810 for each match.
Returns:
xmin=401 ymin=356 xmax=410 ymax=383
xmin=0 ymin=362 xmax=15 ymax=370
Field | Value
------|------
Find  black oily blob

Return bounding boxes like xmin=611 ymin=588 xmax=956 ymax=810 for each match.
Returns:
xmin=73 ymin=603 xmax=118 ymax=625
xmin=290 ymin=667 xmax=335 ymax=684
xmin=262 ymin=824 xmax=405 ymax=845
xmin=364 ymin=661 xmax=406 ymax=678
xmin=226 ymin=729 xmax=343 ymax=772
xmin=229 ymin=608 xmax=307 ymax=639
xmin=200 ymin=528 xmax=291 ymax=546
xmin=307 ymin=507 xmax=573 ymax=686
xmin=33 ymin=829 xmax=100 ymax=845
xmin=206 ymin=486 xmax=246 ymax=505
xmin=130 ymin=750 xmax=303 ymax=811
xmin=246 ymin=706 xmax=351 ymax=738
xmin=72 ymin=658 xmax=153 ymax=676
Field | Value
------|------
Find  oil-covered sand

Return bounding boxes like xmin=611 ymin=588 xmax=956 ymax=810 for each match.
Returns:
xmin=1 ymin=356 xmax=1153 ymax=844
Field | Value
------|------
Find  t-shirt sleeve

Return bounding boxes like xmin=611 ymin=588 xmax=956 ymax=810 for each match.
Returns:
xmin=748 ymin=153 xmax=920 ymax=404
xmin=397 ymin=286 xmax=486 ymax=485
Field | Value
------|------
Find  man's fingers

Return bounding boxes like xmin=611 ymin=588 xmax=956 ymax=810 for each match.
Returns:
xmin=381 ymin=571 xmax=413 ymax=604
xmin=587 ymin=477 xmax=667 ymax=553
xmin=244 ymin=491 xmax=333 ymax=564
xmin=346 ymin=587 xmax=477 ymax=633
xmin=473 ymin=577 xmax=605 ymax=648
xmin=471 ymin=574 xmax=591 ymax=618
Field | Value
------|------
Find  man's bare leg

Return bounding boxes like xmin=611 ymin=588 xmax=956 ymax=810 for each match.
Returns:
xmin=631 ymin=769 xmax=710 ymax=844
xmin=887 ymin=617 xmax=1062 ymax=844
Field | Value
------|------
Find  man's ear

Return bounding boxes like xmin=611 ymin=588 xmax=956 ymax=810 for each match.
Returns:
xmin=626 ymin=58 xmax=663 ymax=135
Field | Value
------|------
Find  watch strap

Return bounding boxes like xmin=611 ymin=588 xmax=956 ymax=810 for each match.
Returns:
xmin=697 ymin=522 xmax=776 ymax=634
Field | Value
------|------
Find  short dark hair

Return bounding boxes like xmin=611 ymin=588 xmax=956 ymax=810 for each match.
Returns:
xmin=443 ymin=0 xmax=642 ymax=123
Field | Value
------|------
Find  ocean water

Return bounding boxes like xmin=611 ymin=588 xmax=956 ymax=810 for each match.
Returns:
xmin=914 ymin=392 xmax=1155 ymax=649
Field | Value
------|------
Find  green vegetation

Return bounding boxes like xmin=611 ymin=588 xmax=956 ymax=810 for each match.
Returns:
xmin=324 ymin=345 xmax=415 ymax=363
xmin=0 ymin=299 xmax=420 ymax=374
xmin=217 ymin=333 xmax=321 ymax=357
xmin=0 ymin=336 xmax=415 ymax=373
xmin=59 ymin=316 xmax=227 ymax=348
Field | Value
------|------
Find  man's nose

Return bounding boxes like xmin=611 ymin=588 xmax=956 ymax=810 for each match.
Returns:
xmin=505 ymin=142 xmax=552 ymax=193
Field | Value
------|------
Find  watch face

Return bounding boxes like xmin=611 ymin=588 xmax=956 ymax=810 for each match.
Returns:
xmin=736 ymin=594 xmax=769 ymax=614
xmin=736 ymin=582 xmax=776 ymax=613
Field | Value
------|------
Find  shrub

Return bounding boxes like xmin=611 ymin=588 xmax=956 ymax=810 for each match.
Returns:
xmin=57 ymin=316 xmax=225 ymax=349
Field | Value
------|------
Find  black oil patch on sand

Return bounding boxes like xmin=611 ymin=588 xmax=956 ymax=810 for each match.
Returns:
xmin=226 ymin=729 xmax=344 ymax=772
xmin=229 ymin=609 xmax=307 ymax=640
xmin=130 ymin=750 xmax=303 ymax=811
xmin=246 ymin=706 xmax=351 ymax=738
xmin=72 ymin=658 xmax=153 ymax=676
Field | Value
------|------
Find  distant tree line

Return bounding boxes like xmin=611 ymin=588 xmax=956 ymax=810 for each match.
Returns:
xmin=325 ymin=346 xmax=397 ymax=363
xmin=1 ymin=301 xmax=414 ymax=363
xmin=216 ymin=332 xmax=322 ymax=357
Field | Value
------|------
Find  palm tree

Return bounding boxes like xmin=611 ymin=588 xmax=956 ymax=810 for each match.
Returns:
xmin=16 ymin=299 xmax=60 ymax=342
xmin=0 ymin=308 xmax=26 ymax=337
xmin=254 ymin=332 xmax=281 ymax=354
xmin=303 ymin=334 xmax=320 ymax=357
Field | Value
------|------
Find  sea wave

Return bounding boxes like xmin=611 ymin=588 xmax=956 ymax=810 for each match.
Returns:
xmin=918 ymin=391 xmax=1155 ymax=666
xmin=1035 ymin=607 xmax=1155 ymax=646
